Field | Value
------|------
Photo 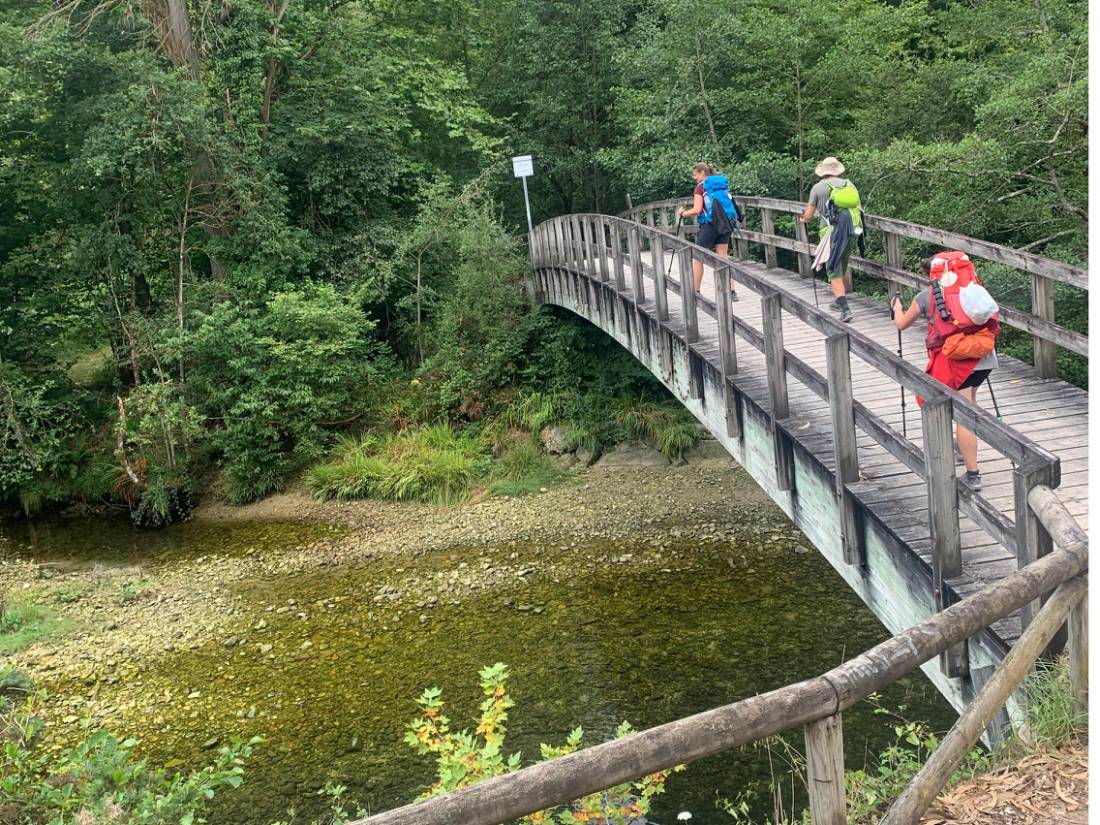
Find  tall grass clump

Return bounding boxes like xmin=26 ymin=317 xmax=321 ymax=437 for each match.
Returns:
xmin=1020 ymin=657 xmax=1086 ymax=748
xmin=489 ymin=438 xmax=563 ymax=496
xmin=308 ymin=424 xmax=489 ymax=505
xmin=614 ymin=400 xmax=701 ymax=460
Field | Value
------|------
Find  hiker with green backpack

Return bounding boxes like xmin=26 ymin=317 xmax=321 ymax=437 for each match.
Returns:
xmin=799 ymin=156 xmax=863 ymax=323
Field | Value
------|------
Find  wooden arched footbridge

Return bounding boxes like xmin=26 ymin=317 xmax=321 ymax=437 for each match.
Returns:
xmin=359 ymin=198 xmax=1088 ymax=825
xmin=522 ymin=198 xmax=1087 ymax=718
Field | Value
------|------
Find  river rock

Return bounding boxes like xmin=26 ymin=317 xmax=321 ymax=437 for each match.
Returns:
xmin=683 ymin=438 xmax=733 ymax=465
xmin=595 ymin=441 xmax=668 ymax=467
xmin=554 ymin=452 xmax=578 ymax=470
xmin=540 ymin=425 xmax=568 ymax=454
xmin=575 ymin=446 xmax=598 ymax=466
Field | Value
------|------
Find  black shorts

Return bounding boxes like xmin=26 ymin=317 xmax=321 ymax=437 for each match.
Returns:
xmin=696 ymin=221 xmax=731 ymax=250
xmin=958 ymin=369 xmax=991 ymax=390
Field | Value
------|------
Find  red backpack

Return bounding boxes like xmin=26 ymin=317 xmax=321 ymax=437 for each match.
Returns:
xmin=925 ymin=251 xmax=1000 ymax=359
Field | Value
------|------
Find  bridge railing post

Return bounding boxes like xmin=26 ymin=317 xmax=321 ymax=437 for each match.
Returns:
xmin=628 ymin=224 xmax=645 ymax=306
xmin=1031 ymin=273 xmax=1057 ymax=377
xmin=651 ymin=228 xmax=670 ymax=321
xmin=761 ymin=292 xmax=794 ymax=492
xmin=594 ymin=217 xmax=608 ymax=283
xmin=612 ymin=222 xmax=627 ymax=292
xmin=883 ymin=231 xmax=906 ymax=299
xmin=573 ymin=215 xmax=585 ymax=272
xmin=826 ymin=332 xmax=862 ymax=566
xmin=678 ymin=247 xmax=699 ymax=343
xmin=921 ymin=397 xmax=967 ymax=678
xmin=1013 ymin=462 xmax=1056 ymax=632
xmin=714 ymin=263 xmax=741 ymax=439
xmin=793 ymin=217 xmax=813 ymax=279
xmin=760 ymin=207 xmax=778 ymax=269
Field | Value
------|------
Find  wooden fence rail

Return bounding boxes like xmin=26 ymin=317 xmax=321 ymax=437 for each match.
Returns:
xmin=621 ymin=196 xmax=1088 ymax=376
xmin=353 ymin=484 xmax=1087 ymax=825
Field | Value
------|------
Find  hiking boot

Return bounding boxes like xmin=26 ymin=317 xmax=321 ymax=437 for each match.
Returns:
xmin=839 ymin=305 xmax=853 ymax=323
xmin=730 ymin=289 xmax=739 ymax=302
xmin=960 ymin=470 xmax=982 ymax=492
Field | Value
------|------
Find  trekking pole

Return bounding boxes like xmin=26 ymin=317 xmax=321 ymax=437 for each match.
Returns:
xmin=890 ymin=291 xmax=908 ymax=438
xmin=666 ymin=215 xmax=683 ymax=281
xmin=987 ymin=377 xmax=1002 ymax=418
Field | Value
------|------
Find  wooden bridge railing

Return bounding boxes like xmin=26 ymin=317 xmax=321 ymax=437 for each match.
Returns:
xmin=620 ymin=197 xmax=1088 ymax=379
xmin=355 ymin=488 xmax=1087 ymax=825
xmin=529 ymin=212 xmax=1063 ymax=644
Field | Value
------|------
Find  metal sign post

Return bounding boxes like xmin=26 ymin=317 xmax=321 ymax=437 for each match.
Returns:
xmin=512 ymin=154 xmax=534 ymax=234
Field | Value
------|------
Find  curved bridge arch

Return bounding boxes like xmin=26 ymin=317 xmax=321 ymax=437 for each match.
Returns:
xmin=527 ymin=201 xmax=1088 ymax=723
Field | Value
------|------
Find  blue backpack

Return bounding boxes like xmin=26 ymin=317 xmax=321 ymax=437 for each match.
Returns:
xmin=701 ymin=175 xmax=743 ymax=228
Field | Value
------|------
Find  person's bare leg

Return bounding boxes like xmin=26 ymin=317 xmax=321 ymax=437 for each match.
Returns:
xmin=830 ymin=277 xmax=845 ymax=298
xmin=693 ymin=258 xmax=704 ymax=292
xmin=715 ymin=242 xmax=733 ymax=291
xmin=957 ymin=386 xmax=979 ymax=472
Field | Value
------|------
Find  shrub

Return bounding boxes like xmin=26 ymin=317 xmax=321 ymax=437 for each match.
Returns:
xmin=307 ymin=424 xmax=489 ymax=505
xmin=614 ymin=400 xmax=701 ymax=460
xmin=0 ymin=689 xmax=259 ymax=824
xmin=189 ymin=284 xmax=389 ymax=504
xmin=488 ymin=438 xmax=563 ymax=496
xmin=405 ymin=663 xmax=684 ymax=822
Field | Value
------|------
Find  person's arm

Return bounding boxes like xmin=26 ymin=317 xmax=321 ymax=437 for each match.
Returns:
xmin=678 ymin=193 xmax=705 ymax=218
xmin=891 ymin=298 xmax=921 ymax=331
xmin=799 ymin=202 xmax=816 ymax=223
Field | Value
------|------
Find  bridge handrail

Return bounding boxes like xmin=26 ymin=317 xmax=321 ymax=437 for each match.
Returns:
xmin=546 ymin=213 xmax=1060 ymax=476
xmin=354 ymin=486 xmax=1087 ymax=825
xmin=621 ymin=197 xmax=1088 ymax=375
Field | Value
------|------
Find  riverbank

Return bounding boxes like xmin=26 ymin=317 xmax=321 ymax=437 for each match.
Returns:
xmin=1 ymin=454 xmax=954 ymax=822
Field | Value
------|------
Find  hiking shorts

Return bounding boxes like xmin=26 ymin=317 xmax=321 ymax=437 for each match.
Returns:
xmin=958 ymin=369 xmax=992 ymax=390
xmin=827 ymin=237 xmax=857 ymax=281
xmin=697 ymin=221 xmax=731 ymax=250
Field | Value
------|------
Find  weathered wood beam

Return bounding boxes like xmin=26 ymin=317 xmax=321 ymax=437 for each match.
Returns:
xmin=805 ymin=714 xmax=846 ymax=825
xmin=880 ymin=574 xmax=1088 ymax=825
xmin=826 ymin=333 xmax=862 ymax=565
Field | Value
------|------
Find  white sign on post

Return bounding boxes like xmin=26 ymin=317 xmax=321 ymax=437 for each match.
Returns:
xmin=512 ymin=155 xmax=535 ymax=234
xmin=512 ymin=154 xmax=534 ymax=178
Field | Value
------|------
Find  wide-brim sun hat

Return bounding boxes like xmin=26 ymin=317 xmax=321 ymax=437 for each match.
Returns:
xmin=815 ymin=156 xmax=845 ymax=177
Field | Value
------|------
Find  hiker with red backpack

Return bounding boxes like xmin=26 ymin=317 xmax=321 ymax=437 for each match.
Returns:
xmin=799 ymin=156 xmax=864 ymax=323
xmin=676 ymin=162 xmax=743 ymax=299
xmin=890 ymin=252 xmax=1001 ymax=491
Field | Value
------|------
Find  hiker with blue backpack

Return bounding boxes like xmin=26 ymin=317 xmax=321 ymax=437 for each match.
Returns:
xmin=799 ymin=156 xmax=864 ymax=323
xmin=676 ymin=163 xmax=743 ymax=299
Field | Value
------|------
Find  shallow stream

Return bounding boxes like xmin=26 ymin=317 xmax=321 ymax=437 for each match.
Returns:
xmin=2 ymin=510 xmax=956 ymax=824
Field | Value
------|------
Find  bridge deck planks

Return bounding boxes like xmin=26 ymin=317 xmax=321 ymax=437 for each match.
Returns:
xmin=599 ymin=250 xmax=1088 ymax=650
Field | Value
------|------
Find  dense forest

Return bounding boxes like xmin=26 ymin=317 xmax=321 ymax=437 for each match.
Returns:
xmin=0 ymin=0 xmax=1087 ymax=523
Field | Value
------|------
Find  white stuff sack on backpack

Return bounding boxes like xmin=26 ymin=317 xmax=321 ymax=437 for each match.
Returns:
xmin=958 ymin=282 xmax=999 ymax=325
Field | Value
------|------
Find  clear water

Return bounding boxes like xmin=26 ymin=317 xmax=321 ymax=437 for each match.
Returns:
xmin=1 ymin=514 xmax=956 ymax=824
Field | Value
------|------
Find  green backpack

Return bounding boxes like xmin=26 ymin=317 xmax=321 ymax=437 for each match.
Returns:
xmin=825 ymin=179 xmax=863 ymax=234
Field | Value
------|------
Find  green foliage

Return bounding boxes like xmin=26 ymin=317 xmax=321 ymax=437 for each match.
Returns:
xmin=1020 ymin=657 xmax=1086 ymax=749
xmin=307 ymin=424 xmax=490 ymax=505
xmin=614 ymin=400 xmax=701 ymax=460
xmin=0 ymin=596 xmax=63 ymax=656
xmin=189 ymin=285 xmax=387 ymax=504
xmin=405 ymin=663 xmax=684 ymax=823
xmin=488 ymin=438 xmax=564 ymax=497
xmin=0 ymin=688 xmax=259 ymax=825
